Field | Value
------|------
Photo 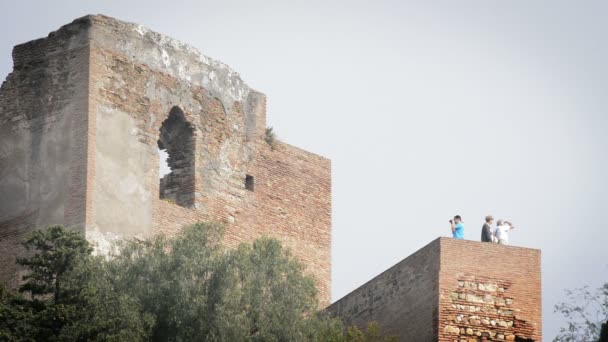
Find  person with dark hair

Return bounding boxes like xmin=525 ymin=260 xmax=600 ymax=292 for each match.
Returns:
xmin=450 ymin=215 xmax=464 ymax=239
xmin=481 ymin=215 xmax=494 ymax=242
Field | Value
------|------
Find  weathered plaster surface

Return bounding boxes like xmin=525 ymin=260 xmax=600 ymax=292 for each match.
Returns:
xmin=85 ymin=229 xmax=124 ymax=256
xmin=93 ymin=105 xmax=153 ymax=236
xmin=0 ymin=21 xmax=91 ymax=286
xmin=88 ymin=15 xmax=253 ymax=117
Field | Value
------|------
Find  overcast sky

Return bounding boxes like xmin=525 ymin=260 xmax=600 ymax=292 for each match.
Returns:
xmin=1 ymin=0 xmax=606 ymax=338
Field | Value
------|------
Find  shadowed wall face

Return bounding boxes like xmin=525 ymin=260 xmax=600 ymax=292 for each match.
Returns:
xmin=327 ymin=238 xmax=541 ymax=341
xmin=0 ymin=19 xmax=91 ymax=287
xmin=327 ymin=239 xmax=441 ymax=340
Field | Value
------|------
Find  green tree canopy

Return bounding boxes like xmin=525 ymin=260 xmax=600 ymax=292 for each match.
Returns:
xmin=109 ymin=222 xmax=331 ymax=341
xmin=3 ymin=225 xmax=151 ymax=341
xmin=0 ymin=223 xmax=395 ymax=342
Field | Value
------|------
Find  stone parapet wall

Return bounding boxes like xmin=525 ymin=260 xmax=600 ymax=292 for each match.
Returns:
xmin=328 ymin=238 xmax=541 ymax=341
xmin=439 ymin=239 xmax=541 ymax=341
xmin=327 ymin=239 xmax=440 ymax=340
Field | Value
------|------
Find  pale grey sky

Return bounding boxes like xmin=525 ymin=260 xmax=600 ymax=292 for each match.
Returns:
xmin=1 ymin=0 xmax=606 ymax=338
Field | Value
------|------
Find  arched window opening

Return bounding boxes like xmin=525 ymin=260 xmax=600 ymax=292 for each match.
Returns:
xmin=157 ymin=107 xmax=195 ymax=208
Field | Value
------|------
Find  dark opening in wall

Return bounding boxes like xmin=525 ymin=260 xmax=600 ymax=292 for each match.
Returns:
xmin=245 ymin=175 xmax=254 ymax=191
xmin=158 ymin=107 xmax=195 ymax=208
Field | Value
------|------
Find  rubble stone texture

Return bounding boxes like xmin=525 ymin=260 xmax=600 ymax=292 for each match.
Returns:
xmin=0 ymin=15 xmax=331 ymax=305
xmin=327 ymin=238 xmax=541 ymax=341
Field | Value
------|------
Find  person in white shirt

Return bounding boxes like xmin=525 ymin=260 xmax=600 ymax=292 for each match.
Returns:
xmin=494 ymin=220 xmax=515 ymax=245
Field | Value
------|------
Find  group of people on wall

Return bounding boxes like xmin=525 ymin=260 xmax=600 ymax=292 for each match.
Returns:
xmin=449 ymin=215 xmax=515 ymax=245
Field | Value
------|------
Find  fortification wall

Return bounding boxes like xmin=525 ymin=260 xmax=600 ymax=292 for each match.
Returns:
xmin=327 ymin=238 xmax=541 ymax=341
xmin=0 ymin=19 xmax=91 ymax=287
xmin=327 ymin=239 xmax=440 ymax=340
xmin=0 ymin=15 xmax=331 ymax=305
xmin=439 ymin=238 xmax=541 ymax=341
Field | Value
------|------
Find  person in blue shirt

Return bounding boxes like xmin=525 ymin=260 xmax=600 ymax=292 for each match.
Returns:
xmin=450 ymin=215 xmax=464 ymax=239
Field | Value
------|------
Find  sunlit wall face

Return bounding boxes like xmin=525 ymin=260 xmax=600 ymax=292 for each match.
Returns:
xmin=1 ymin=1 xmax=606 ymax=338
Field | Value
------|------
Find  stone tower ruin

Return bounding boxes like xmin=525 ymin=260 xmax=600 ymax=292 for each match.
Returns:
xmin=0 ymin=15 xmax=331 ymax=305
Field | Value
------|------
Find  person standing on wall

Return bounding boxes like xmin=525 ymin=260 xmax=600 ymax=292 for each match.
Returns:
xmin=450 ymin=215 xmax=464 ymax=240
xmin=495 ymin=220 xmax=515 ymax=245
xmin=481 ymin=215 xmax=494 ymax=242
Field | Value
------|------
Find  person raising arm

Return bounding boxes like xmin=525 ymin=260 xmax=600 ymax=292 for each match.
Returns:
xmin=495 ymin=220 xmax=516 ymax=245
xmin=450 ymin=215 xmax=465 ymax=240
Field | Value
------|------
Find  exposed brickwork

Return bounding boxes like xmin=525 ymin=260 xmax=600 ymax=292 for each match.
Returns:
xmin=327 ymin=238 xmax=541 ymax=341
xmin=0 ymin=15 xmax=331 ymax=306
xmin=439 ymin=239 xmax=541 ymax=342
xmin=0 ymin=18 xmax=91 ymax=286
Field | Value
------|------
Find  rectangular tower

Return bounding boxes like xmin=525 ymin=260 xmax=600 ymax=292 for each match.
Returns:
xmin=327 ymin=238 xmax=541 ymax=341
xmin=0 ymin=15 xmax=331 ymax=305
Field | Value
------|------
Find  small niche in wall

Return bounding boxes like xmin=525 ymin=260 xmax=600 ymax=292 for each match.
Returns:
xmin=245 ymin=175 xmax=254 ymax=191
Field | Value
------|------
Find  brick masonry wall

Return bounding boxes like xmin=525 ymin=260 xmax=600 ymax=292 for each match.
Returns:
xmin=87 ymin=29 xmax=331 ymax=304
xmin=0 ymin=15 xmax=332 ymax=307
xmin=328 ymin=238 xmax=541 ymax=342
xmin=88 ymin=37 xmax=332 ymax=302
xmin=327 ymin=239 xmax=441 ymax=340
xmin=0 ymin=18 xmax=91 ymax=287
xmin=438 ymin=238 xmax=541 ymax=341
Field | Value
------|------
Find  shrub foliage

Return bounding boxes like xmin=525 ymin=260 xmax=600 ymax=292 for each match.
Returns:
xmin=0 ymin=224 xmax=395 ymax=342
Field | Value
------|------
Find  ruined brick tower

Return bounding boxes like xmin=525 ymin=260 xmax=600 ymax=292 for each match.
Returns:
xmin=0 ymin=15 xmax=331 ymax=305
